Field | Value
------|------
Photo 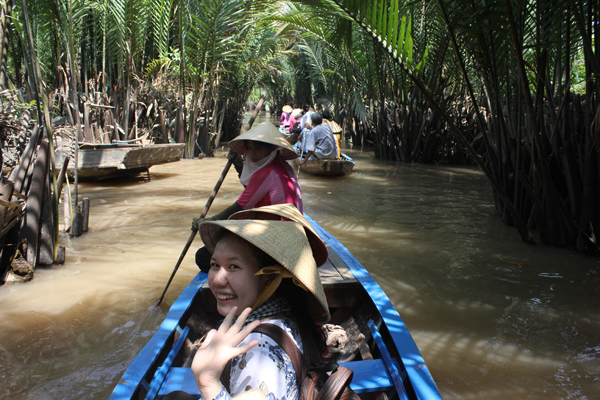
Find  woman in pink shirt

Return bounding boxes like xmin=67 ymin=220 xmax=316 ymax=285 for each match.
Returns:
xmin=193 ymin=122 xmax=302 ymax=270
xmin=280 ymin=105 xmax=293 ymax=128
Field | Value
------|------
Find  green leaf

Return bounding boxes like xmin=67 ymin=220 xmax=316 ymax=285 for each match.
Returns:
xmin=391 ymin=0 xmax=399 ymax=52
xmin=380 ymin=0 xmax=387 ymax=46
xmin=405 ymin=15 xmax=413 ymax=65
xmin=360 ymin=0 xmax=368 ymax=22
xmin=377 ymin=0 xmax=385 ymax=38
xmin=415 ymin=45 xmax=429 ymax=76
xmin=398 ymin=15 xmax=406 ymax=59
xmin=370 ymin=0 xmax=378 ymax=29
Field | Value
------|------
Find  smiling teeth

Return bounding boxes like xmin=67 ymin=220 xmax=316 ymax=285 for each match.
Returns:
xmin=217 ymin=294 xmax=236 ymax=300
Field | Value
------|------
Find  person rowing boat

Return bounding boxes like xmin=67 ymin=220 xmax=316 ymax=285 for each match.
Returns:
xmin=192 ymin=122 xmax=303 ymax=271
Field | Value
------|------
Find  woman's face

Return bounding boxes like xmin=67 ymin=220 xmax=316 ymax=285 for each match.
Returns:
xmin=245 ymin=141 xmax=273 ymax=162
xmin=208 ymin=233 xmax=269 ymax=317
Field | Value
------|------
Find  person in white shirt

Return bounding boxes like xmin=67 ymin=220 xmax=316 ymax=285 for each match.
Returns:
xmin=299 ymin=104 xmax=314 ymax=129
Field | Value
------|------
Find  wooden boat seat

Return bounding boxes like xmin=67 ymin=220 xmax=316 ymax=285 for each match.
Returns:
xmin=157 ymin=358 xmax=401 ymax=398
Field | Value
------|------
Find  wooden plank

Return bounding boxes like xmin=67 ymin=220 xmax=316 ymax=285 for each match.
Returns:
xmin=318 ymin=258 xmax=348 ymax=283
xmin=304 ymin=215 xmax=443 ymax=400
xmin=9 ymin=125 xmax=40 ymax=194
xmin=299 ymin=153 xmax=355 ymax=176
xmin=323 ymin=280 xmax=364 ymax=309
xmin=109 ymin=272 xmax=208 ymax=400
xmin=325 ymin=244 xmax=356 ymax=281
xmin=122 ymin=144 xmax=185 ymax=168
xmin=21 ymin=139 xmax=49 ymax=266
xmin=37 ymin=168 xmax=54 ymax=265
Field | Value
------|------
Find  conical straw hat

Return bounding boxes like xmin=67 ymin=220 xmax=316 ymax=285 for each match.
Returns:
xmin=199 ymin=219 xmax=330 ymax=323
xmin=282 ymin=105 xmax=293 ymax=113
xmin=229 ymin=204 xmax=328 ymax=267
xmin=229 ymin=122 xmax=298 ymax=160
xmin=324 ymin=119 xmax=343 ymax=133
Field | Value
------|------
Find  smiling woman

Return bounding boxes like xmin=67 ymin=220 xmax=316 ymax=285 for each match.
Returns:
xmin=163 ymin=207 xmax=331 ymax=400
xmin=208 ymin=231 xmax=274 ymax=316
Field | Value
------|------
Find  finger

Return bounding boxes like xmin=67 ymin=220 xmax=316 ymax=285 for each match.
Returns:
xmin=219 ymin=306 xmax=238 ymax=332
xmin=200 ymin=329 xmax=217 ymax=348
xmin=232 ymin=307 xmax=253 ymax=330
xmin=240 ymin=319 xmax=261 ymax=336
xmin=235 ymin=320 xmax=261 ymax=343
xmin=231 ymin=339 xmax=259 ymax=357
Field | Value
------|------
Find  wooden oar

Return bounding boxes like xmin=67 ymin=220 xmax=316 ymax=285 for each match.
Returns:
xmin=155 ymin=97 xmax=265 ymax=306
xmin=155 ymin=159 xmax=232 ymax=306
xmin=297 ymin=129 xmax=308 ymax=176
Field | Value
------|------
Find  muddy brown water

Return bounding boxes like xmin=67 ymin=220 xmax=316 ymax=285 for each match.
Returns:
xmin=1 ymin=114 xmax=599 ymax=399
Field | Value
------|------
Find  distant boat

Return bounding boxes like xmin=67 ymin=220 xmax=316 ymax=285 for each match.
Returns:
xmin=55 ymin=142 xmax=185 ymax=181
xmin=279 ymin=125 xmax=299 ymax=145
xmin=109 ymin=213 xmax=441 ymax=400
xmin=299 ymin=152 xmax=355 ymax=176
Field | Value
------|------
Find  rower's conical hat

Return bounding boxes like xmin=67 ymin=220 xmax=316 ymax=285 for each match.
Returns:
xmin=282 ymin=105 xmax=293 ymax=113
xmin=229 ymin=122 xmax=298 ymax=160
xmin=199 ymin=219 xmax=330 ymax=323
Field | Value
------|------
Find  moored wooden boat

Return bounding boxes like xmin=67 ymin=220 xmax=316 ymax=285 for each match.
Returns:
xmin=110 ymin=215 xmax=441 ymax=400
xmin=299 ymin=152 xmax=355 ymax=176
xmin=55 ymin=143 xmax=185 ymax=181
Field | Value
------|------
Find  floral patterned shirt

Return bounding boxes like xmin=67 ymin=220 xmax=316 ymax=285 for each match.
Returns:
xmin=216 ymin=318 xmax=303 ymax=400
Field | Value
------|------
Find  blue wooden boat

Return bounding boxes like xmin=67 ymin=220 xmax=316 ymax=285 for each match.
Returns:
xmin=110 ymin=215 xmax=442 ymax=400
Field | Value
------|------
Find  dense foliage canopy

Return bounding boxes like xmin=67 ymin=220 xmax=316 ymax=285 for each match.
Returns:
xmin=1 ymin=0 xmax=599 ymax=252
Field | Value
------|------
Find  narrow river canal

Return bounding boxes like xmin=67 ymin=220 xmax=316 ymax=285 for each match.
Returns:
xmin=0 ymin=113 xmax=599 ymax=399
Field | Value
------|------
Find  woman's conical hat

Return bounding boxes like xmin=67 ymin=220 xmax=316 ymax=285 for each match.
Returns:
xmin=229 ymin=122 xmax=298 ymax=160
xmin=199 ymin=219 xmax=330 ymax=323
xmin=229 ymin=204 xmax=328 ymax=267
xmin=282 ymin=105 xmax=293 ymax=113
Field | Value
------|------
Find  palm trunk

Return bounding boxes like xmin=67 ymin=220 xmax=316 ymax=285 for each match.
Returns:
xmin=0 ymin=0 xmax=11 ymax=89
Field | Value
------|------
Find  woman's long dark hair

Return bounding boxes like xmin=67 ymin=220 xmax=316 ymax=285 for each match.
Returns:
xmin=277 ymin=280 xmax=327 ymax=362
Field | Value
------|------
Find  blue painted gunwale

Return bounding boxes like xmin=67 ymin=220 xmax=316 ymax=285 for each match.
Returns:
xmin=340 ymin=152 xmax=355 ymax=163
xmin=304 ymin=214 xmax=442 ymax=400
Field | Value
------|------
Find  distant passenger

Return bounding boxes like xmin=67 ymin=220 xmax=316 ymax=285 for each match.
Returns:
xmin=321 ymin=111 xmax=343 ymax=158
xmin=299 ymin=104 xmax=314 ymax=129
xmin=298 ymin=113 xmax=338 ymax=165
xmin=280 ymin=105 xmax=293 ymax=129
xmin=288 ymin=108 xmax=303 ymax=134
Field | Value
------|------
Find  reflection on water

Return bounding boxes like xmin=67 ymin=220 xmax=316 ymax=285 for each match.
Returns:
xmin=0 ymin=113 xmax=599 ymax=399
